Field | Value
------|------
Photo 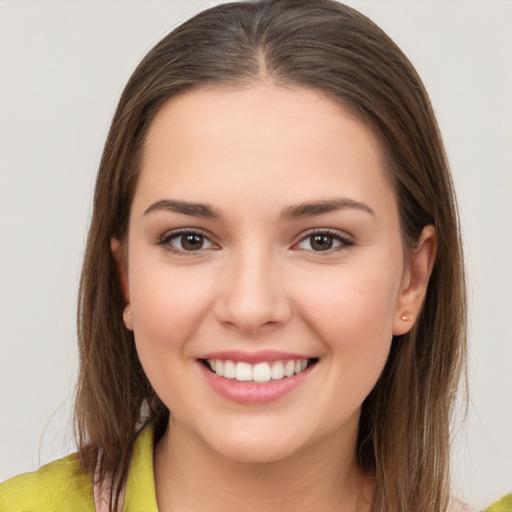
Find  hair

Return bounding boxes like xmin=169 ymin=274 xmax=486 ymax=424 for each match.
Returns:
xmin=75 ymin=1 xmax=467 ymax=511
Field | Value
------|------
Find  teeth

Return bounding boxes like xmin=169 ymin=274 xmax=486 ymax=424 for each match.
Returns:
xmin=284 ymin=360 xmax=295 ymax=378
xmin=270 ymin=361 xmax=284 ymax=380
xmin=235 ymin=362 xmax=252 ymax=381
xmin=223 ymin=360 xmax=236 ymax=379
xmin=253 ymin=362 xmax=271 ymax=383
xmin=206 ymin=358 xmax=312 ymax=383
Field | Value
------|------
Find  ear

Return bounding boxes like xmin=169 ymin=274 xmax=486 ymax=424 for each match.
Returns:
xmin=393 ymin=225 xmax=437 ymax=335
xmin=111 ymin=237 xmax=133 ymax=331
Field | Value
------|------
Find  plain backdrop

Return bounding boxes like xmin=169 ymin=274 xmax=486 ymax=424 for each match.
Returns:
xmin=0 ymin=0 xmax=511 ymax=508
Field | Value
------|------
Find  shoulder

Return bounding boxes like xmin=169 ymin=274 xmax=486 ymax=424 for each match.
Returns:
xmin=0 ymin=453 xmax=95 ymax=512
xmin=481 ymin=493 xmax=512 ymax=512
xmin=447 ymin=493 xmax=512 ymax=512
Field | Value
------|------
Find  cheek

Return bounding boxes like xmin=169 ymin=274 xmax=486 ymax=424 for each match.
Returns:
xmin=128 ymin=262 xmax=213 ymax=365
xmin=294 ymin=261 xmax=402 ymax=384
xmin=127 ymin=263 xmax=219 ymax=420
xmin=298 ymin=263 xmax=400 ymax=330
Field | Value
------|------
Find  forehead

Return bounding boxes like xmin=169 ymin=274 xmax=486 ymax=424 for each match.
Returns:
xmin=135 ymin=83 xmax=396 ymax=219
xmin=143 ymin=83 xmax=379 ymax=163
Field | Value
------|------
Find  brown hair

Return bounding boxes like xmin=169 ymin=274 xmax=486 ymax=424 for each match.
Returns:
xmin=75 ymin=1 xmax=467 ymax=510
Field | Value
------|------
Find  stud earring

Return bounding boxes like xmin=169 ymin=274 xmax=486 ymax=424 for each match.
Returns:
xmin=401 ymin=312 xmax=414 ymax=321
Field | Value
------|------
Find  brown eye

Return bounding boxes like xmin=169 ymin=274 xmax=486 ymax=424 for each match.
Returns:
xmin=310 ymin=234 xmax=334 ymax=251
xmin=161 ymin=230 xmax=215 ymax=253
xmin=295 ymin=230 xmax=353 ymax=253
xmin=180 ymin=233 xmax=205 ymax=251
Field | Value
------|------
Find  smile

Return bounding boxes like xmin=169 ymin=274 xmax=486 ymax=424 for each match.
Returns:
xmin=203 ymin=358 xmax=317 ymax=384
xmin=198 ymin=351 xmax=319 ymax=404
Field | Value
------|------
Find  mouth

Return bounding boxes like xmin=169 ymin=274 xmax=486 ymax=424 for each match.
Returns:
xmin=200 ymin=357 xmax=319 ymax=384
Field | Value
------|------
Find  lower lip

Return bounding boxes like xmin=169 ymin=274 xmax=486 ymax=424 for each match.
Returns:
xmin=199 ymin=362 xmax=315 ymax=405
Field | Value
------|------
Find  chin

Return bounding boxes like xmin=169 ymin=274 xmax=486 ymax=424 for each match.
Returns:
xmin=215 ymin=440 xmax=300 ymax=464
xmin=200 ymin=425 xmax=317 ymax=465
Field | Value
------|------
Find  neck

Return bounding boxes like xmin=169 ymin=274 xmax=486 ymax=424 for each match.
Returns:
xmin=154 ymin=418 xmax=374 ymax=512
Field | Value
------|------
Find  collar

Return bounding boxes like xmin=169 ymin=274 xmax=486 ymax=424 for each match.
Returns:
xmin=93 ymin=426 xmax=159 ymax=512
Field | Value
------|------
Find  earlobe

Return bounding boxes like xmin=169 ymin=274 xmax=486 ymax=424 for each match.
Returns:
xmin=393 ymin=225 xmax=437 ymax=335
xmin=123 ymin=304 xmax=134 ymax=331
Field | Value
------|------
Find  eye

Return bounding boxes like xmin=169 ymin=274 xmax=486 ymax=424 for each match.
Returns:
xmin=295 ymin=230 xmax=353 ymax=252
xmin=159 ymin=229 xmax=216 ymax=253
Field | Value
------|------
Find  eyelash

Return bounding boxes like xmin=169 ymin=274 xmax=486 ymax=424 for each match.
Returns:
xmin=157 ymin=228 xmax=216 ymax=256
xmin=294 ymin=229 xmax=354 ymax=254
xmin=157 ymin=228 xmax=354 ymax=255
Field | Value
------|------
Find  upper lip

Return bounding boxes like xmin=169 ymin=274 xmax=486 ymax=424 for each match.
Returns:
xmin=197 ymin=350 xmax=315 ymax=364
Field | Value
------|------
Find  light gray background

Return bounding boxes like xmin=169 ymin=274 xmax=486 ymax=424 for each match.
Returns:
xmin=0 ymin=1 xmax=511 ymax=508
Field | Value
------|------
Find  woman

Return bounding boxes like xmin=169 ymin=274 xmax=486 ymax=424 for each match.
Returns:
xmin=0 ymin=0 xmax=473 ymax=510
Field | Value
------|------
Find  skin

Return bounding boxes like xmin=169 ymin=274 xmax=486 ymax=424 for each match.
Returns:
xmin=112 ymin=83 xmax=436 ymax=511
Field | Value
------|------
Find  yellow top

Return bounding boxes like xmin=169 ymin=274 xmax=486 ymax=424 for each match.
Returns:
xmin=0 ymin=427 xmax=158 ymax=512
xmin=0 ymin=427 xmax=509 ymax=511
xmin=483 ymin=493 xmax=512 ymax=512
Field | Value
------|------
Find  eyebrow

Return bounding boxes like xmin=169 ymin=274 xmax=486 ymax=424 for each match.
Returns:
xmin=144 ymin=199 xmax=222 ymax=218
xmin=279 ymin=198 xmax=374 ymax=222
xmin=143 ymin=197 xmax=374 ymax=221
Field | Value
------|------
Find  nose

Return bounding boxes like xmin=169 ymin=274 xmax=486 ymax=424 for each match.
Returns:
xmin=213 ymin=246 xmax=292 ymax=335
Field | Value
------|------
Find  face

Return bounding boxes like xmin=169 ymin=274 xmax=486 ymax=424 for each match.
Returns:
xmin=115 ymin=83 xmax=434 ymax=463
